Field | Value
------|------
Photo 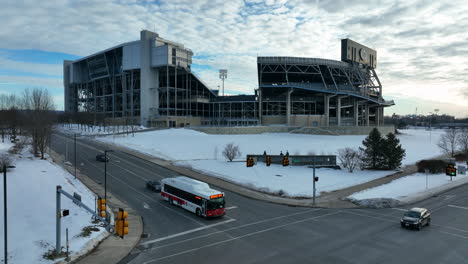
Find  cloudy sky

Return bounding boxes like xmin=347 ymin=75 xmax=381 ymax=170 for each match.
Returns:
xmin=1 ymin=0 xmax=467 ymax=117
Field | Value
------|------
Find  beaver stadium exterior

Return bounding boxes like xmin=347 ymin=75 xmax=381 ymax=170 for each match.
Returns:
xmin=64 ymin=30 xmax=394 ymax=130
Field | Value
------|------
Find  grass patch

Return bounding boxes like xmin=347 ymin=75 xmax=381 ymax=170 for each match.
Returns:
xmin=78 ymin=225 xmax=101 ymax=238
xmin=43 ymin=248 xmax=67 ymax=260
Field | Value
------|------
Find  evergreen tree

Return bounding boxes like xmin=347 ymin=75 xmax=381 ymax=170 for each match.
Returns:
xmin=360 ymin=128 xmax=385 ymax=169
xmin=383 ymin=133 xmax=406 ymax=169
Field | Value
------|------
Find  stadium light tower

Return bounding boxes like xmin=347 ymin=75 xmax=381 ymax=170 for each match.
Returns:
xmin=219 ymin=69 xmax=227 ymax=96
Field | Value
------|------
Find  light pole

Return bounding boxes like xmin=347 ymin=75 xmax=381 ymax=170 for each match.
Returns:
xmin=3 ymin=164 xmax=15 ymax=264
xmin=103 ymin=150 xmax=114 ymax=203
xmin=73 ymin=133 xmax=81 ymax=179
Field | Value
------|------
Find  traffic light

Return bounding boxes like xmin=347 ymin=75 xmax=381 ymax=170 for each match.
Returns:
xmin=115 ymin=208 xmax=129 ymax=238
xmin=63 ymin=209 xmax=69 ymax=217
xmin=247 ymin=157 xmax=254 ymax=167
xmin=282 ymin=156 xmax=289 ymax=166
xmin=314 ymin=176 xmax=319 ymax=182
xmin=97 ymin=197 xmax=106 ymax=218
xmin=266 ymin=155 xmax=271 ymax=166
xmin=446 ymin=164 xmax=457 ymax=176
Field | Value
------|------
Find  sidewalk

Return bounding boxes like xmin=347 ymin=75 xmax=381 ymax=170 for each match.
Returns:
xmin=49 ymin=149 xmax=143 ymax=264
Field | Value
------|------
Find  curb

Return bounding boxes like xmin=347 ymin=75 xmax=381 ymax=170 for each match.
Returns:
xmin=49 ymin=147 xmax=143 ymax=264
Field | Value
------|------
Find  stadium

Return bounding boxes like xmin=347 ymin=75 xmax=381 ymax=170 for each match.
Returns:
xmin=63 ymin=30 xmax=394 ymax=132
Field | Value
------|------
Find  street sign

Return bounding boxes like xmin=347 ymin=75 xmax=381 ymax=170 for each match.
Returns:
xmin=73 ymin=192 xmax=82 ymax=206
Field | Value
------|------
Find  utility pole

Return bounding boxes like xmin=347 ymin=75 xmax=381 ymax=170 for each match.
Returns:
xmin=3 ymin=164 xmax=14 ymax=264
xmin=3 ymin=165 xmax=7 ymax=264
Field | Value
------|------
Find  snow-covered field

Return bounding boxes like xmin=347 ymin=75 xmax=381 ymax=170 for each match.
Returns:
xmin=349 ymin=162 xmax=468 ymax=201
xmin=0 ymin=141 xmax=106 ymax=263
xmin=56 ymin=123 xmax=147 ymax=136
xmin=98 ymin=128 xmax=445 ymax=197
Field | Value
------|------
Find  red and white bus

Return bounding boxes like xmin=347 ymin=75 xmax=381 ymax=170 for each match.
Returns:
xmin=161 ymin=176 xmax=225 ymax=218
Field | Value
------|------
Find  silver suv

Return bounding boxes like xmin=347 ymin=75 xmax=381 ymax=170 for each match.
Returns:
xmin=400 ymin=208 xmax=431 ymax=230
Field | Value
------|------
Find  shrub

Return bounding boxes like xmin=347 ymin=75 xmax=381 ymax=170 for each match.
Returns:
xmin=416 ymin=160 xmax=449 ymax=174
xmin=337 ymin=147 xmax=361 ymax=173
xmin=222 ymin=143 xmax=241 ymax=162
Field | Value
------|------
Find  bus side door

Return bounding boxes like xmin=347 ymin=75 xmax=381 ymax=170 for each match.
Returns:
xmin=202 ymin=199 xmax=207 ymax=216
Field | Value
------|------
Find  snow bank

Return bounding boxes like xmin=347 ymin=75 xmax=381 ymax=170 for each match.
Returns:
xmin=0 ymin=143 xmax=107 ymax=263
xmin=349 ymin=162 xmax=468 ymax=201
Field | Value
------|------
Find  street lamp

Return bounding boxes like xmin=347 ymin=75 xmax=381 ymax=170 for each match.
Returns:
xmin=103 ymin=150 xmax=114 ymax=205
xmin=3 ymin=164 xmax=15 ymax=264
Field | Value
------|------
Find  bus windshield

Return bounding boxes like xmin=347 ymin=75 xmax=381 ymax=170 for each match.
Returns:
xmin=207 ymin=197 xmax=225 ymax=210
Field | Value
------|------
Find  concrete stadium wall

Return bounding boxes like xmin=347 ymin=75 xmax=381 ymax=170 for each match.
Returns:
xmin=290 ymin=115 xmax=325 ymax=127
xmin=191 ymin=126 xmax=296 ymax=134
xmin=191 ymin=125 xmax=395 ymax=135
xmin=262 ymin=116 xmax=287 ymax=125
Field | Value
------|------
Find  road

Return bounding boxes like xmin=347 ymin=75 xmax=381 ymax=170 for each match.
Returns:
xmin=51 ymin=133 xmax=468 ymax=264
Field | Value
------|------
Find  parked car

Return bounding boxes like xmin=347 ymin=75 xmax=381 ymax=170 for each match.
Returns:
xmin=146 ymin=180 xmax=161 ymax=192
xmin=95 ymin=153 xmax=110 ymax=162
xmin=400 ymin=207 xmax=431 ymax=230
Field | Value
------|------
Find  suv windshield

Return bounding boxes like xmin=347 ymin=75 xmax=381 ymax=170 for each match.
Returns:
xmin=207 ymin=197 xmax=225 ymax=210
xmin=404 ymin=211 xmax=421 ymax=218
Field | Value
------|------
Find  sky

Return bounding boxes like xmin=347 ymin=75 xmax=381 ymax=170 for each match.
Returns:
xmin=0 ymin=0 xmax=467 ymax=117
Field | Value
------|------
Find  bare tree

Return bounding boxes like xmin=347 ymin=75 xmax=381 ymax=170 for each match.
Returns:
xmin=21 ymin=88 xmax=56 ymax=159
xmin=338 ymin=147 xmax=361 ymax=173
xmin=222 ymin=143 xmax=241 ymax=162
xmin=458 ymin=128 xmax=468 ymax=155
xmin=437 ymin=128 xmax=459 ymax=157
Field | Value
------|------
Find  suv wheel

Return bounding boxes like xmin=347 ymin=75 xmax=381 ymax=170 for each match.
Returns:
xmin=427 ymin=218 xmax=431 ymax=226
xmin=417 ymin=223 xmax=422 ymax=231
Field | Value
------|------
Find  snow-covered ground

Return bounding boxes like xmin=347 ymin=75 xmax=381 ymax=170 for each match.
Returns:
xmin=56 ymin=123 xmax=147 ymax=136
xmin=97 ymin=128 xmax=445 ymax=197
xmin=0 ymin=141 xmax=107 ymax=263
xmin=349 ymin=162 xmax=468 ymax=201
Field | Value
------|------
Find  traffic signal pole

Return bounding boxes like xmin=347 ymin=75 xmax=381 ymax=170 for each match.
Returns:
xmin=56 ymin=185 xmax=113 ymax=255
xmin=313 ymin=158 xmax=316 ymax=205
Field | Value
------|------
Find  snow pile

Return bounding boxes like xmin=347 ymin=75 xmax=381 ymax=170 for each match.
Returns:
xmin=96 ymin=128 xmax=445 ymax=197
xmin=349 ymin=162 xmax=468 ymax=201
xmin=0 ymin=142 xmax=107 ymax=263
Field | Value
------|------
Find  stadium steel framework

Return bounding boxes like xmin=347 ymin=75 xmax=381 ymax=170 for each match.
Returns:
xmin=63 ymin=30 xmax=393 ymax=127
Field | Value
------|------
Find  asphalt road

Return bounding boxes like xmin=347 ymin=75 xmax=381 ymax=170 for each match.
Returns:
xmin=51 ymin=133 xmax=468 ymax=264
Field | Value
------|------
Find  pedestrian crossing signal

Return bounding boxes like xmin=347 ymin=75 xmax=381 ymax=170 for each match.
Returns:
xmin=247 ymin=157 xmax=254 ymax=167
xmin=266 ymin=155 xmax=271 ymax=166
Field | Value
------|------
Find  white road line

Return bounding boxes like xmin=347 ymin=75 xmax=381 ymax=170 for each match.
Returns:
xmin=440 ymin=231 xmax=468 ymax=240
xmin=225 ymin=206 xmax=238 ymax=210
xmin=133 ymin=208 xmax=322 ymax=254
xmin=448 ymin=205 xmax=468 ymax=210
xmin=140 ymin=218 xmax=236 ymax=246
xmin=392 ymin=208 xmax=408 ymax=212
xmin=143 ymin=202 xmax=151 ymax=209
xmin=142 ymin=211 xmax=340 ymax=264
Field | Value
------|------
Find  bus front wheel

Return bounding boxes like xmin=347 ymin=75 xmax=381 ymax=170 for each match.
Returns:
xmin=196 ymin=208 xmax=202 ymax=217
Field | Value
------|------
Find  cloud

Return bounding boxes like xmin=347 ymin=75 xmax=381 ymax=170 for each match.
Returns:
xmin=0 ymin=0 xmax=467 ymax=116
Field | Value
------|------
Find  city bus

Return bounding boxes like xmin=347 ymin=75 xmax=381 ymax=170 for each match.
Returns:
xmin=161 ymin=176 xmax=225 ymax=218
